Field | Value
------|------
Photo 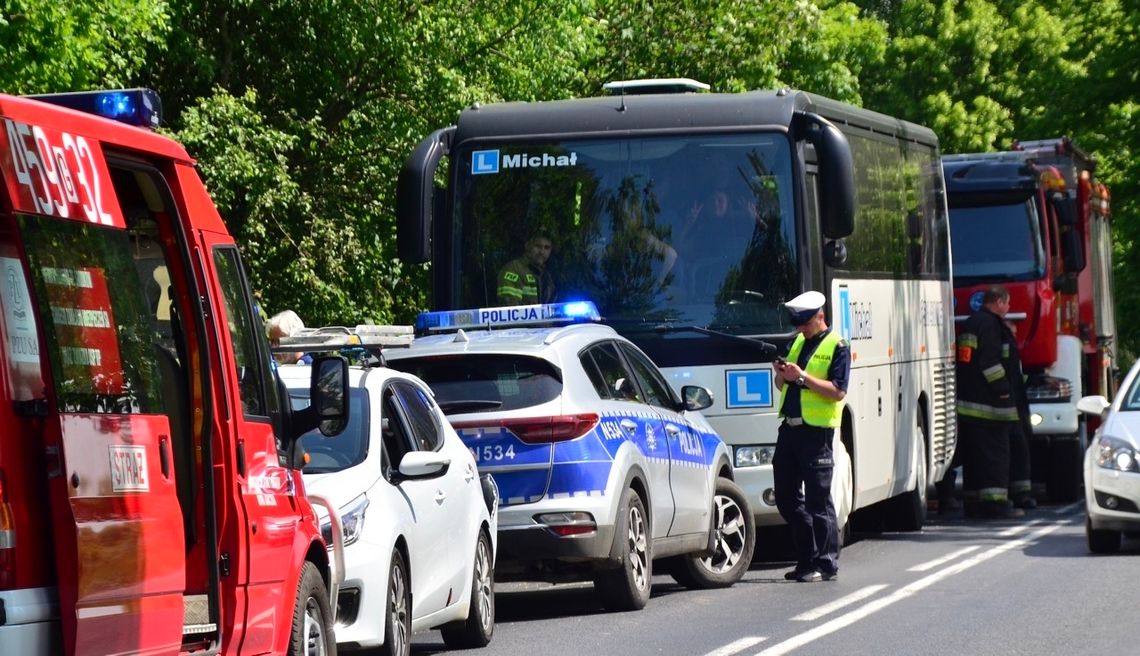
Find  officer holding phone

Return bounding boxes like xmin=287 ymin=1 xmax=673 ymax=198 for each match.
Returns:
xmin=772 ymin=290 xmax=851 ymax=582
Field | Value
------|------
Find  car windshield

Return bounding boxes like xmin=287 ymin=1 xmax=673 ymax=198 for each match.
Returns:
xmin=291 ymin=387 xmax=370 ymax=473
xmin=1121 ymin=375 xmax=1140 ymax=411
xmin=388 ymin=354 xmax=562 ymax=414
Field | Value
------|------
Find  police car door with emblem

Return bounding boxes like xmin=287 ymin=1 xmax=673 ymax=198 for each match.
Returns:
xmin=619 ymin=344 xmax=711 ymax=537
xmin=580 ymin=341 xmax=674 ymax=540
xmin=385 ymin=380 xmax=465 ymax=617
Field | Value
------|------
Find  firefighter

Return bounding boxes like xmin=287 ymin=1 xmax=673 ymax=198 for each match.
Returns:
xmin=1005 ymin=319 xmax=1036 ymax=509
xmin=956 ymin=286 xmax=1025 ymax=519
xmin=773 ymin=290 xmax=850 ymax=582
xmin=497 ymin=231 xmax=556 ymax=305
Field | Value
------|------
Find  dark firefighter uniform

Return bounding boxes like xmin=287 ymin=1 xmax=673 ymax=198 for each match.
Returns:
xmin=496 ymin=256 xmax=554 ymax=305
xmin=956 ymin=306 xmax=1020 ymax=513
xmin=774 ymin=291 xmax=850 ymax=581
xmin=1006 ymin=331 xmax=1034 ymax=506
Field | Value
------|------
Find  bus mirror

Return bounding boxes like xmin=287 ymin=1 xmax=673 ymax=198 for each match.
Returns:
xmin=799 ymin=112 xmax=855 ymax=239
xmin=1051 ymin=192 xmax=1077 ymax=227
xmin=824 ymin=239 xmax=848 ymax=268
xmin=397 ymin=126 xmax=455 ymax=263
xmin=1061 ymin=228 xmax=1086 ymax=274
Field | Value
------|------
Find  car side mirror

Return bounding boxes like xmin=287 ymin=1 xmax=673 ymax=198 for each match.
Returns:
xmin=396 ymin=451 xmax=451 ymax=480
xmin=681 ymin=385 xmax=714 ymax=412
xmin=1076 ymin=395 xmax=1110 ymax=417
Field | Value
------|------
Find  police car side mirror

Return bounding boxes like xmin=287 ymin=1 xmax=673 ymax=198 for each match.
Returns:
xmin=681 ymin=385 xmax=714 ymax=412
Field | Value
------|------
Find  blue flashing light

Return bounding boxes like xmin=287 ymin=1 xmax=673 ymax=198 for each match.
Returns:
xmin=415 ymin=302 xmax=602 ymax=334
xmin=26 ymin=89 xmax=163 ymax=128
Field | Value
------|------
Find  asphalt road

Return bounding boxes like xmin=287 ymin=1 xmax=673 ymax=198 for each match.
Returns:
xmin=391 ymin=501 xmax=1138 ymax=656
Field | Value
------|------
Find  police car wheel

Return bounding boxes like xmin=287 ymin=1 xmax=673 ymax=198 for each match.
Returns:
xmin=441 ymin=529 xmax=495 ymax=648
xmin=594 ymin=488 xmax=652 ymax=611
xmin=288 ymin=561 xmax=336 ymax=656
xmin=670 ymin=477 xmax=756 ymax=589
xmin=381 ymin=550 xmax=412 ymax=656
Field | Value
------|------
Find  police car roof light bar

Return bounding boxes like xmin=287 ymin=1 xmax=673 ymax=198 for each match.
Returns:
xmin=25 ymin=89 xmax=163 ymax=129
xmin=414 ymin=301 xmax=602 ymax=335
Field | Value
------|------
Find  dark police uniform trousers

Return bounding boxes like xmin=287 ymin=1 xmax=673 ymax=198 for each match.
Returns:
xmin=772 ymin=329 xmax=849 ymax=577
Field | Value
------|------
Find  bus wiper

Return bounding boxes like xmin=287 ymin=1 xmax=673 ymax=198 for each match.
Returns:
xmin=651 ymin=324 xmax=777 ymax=354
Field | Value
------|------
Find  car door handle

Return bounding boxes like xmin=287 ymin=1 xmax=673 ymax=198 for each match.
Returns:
xmin=435 ymin=490 xmax=446 ymax=504
xmin=620 ymin=419 xmax=638 ymax=434
xmin=664 ymin=424 xmax=681 ymax=437
xmin=464 ymin=463 xmax=475 ymax=483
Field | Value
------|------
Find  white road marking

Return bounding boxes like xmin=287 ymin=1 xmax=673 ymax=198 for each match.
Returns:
xmin=753 ymin=520 xmax=1066 ymax=656
xmin=703 ymin=637 xmax=767 ymax=656
xmin=791 ymin=585 xmax=888 ymax=621
xmin=997 ymin=518 xmax=1047 ymax=538
xmin=907 ymin=546 xmax=979 ymax=572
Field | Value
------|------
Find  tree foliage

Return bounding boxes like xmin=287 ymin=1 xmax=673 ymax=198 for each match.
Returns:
xmin=3 ymin=0 xmax=1138 ymax=360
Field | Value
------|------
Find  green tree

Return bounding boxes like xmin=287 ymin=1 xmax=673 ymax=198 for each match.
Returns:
xmin=0 ymin=0 xmax=170 ymax=93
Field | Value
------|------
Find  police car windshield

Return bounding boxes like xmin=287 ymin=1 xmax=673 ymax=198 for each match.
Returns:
xmin=291 ymin=388 xmax=369 ymax=473
xmin=453 ymin=132 xmax=798 ymax=337
xmin=387 ymin=354 xmax=562 ymax=414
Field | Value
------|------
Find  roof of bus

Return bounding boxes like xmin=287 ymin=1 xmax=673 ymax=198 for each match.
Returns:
xmin=452 ymin=88 xmax=939 ymax=148
xmin=0 ymin=93 xmax=194 ymax=163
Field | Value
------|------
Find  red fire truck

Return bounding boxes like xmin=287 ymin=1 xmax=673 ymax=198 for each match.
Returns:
xmin=944 ymin=137 xmax=1116 ymax=502
xmin=0 ymin=89 xmax=349 ymax=655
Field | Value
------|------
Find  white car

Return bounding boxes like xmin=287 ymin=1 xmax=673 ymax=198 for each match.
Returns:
xmin=385 ymin=302 xmax=756 ymax=611
xmin=1077 ymin=359 xmax=1140 ymax=553
xmin=278 ymin=343 xmax=498 ymax=656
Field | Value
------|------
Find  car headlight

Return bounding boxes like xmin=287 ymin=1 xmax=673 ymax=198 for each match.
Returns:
xmin=320 ymin=494 xmax=370 ymax=547
xmin=1095 ymin=436 xmax=1140 ymax=473
xmin=735 ymin=445 xmax=775 ymax=467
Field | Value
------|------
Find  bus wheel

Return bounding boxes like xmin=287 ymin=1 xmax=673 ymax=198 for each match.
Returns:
xmin=670 ymin=477 xmax=756 ymax=589
xmin=886 ymin=411 xmax=927 ymax=532
xmin=289 ymin=561 xmax=336 ymax=656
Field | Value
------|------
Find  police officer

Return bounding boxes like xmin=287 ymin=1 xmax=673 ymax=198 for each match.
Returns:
xmin=956 ymin=286 xmax=1025 ymax=519
xmin=773 ymin=290 xmax=850 ymax=582
xmin=497 ymin=232 xmax=556 ymax=305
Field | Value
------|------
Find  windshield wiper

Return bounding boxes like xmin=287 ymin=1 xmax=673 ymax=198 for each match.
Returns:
xmin=651 ymin=324 xmax=777 ymax=354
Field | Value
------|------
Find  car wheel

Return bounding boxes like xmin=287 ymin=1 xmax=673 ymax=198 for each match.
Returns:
xmin=1086 ymin=516 xmax=1122 ymax=554
xmin=670 ymin=477 xmax=755 ymax=589
xmin=380 ymin=549 xmax=411 ymax=656
xmin=441 ymin=530 xmax=495 ymax=648
xmin=288 ymin=561 xmax=336 ymax=656
xmin=886 ymin=412 xmax=928 ymax=532
xmin=594 ymin=487 xmax=652 ymax=611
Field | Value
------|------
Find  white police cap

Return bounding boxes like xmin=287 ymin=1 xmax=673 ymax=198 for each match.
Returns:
xmin=785 ymin=290 xmax=826 ymax=313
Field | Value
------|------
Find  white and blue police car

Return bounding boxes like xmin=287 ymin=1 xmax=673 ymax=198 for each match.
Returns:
xmin=385 ymin=302 xmax=755 ymax=611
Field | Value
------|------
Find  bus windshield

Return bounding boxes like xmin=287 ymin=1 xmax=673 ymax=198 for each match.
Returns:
xmin=453 ymin=132 xmax=798 ymax=336
xmin=948 ymin=200 xmax=1045 ymax=282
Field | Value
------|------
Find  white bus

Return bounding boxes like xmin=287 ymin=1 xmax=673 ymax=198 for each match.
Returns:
xmin=396 ymin=80 xmax=956 ymax=533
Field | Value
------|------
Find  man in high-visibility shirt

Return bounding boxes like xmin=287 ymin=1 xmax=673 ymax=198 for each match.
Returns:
xmin=497 ymin=232 xmax=555 ymax=305
xmin=773 ymin=290 xmax=850 ymax=582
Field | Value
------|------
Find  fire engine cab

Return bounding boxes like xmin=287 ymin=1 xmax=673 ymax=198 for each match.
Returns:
xmin=0 ymin=89 xmax=349 ymax=655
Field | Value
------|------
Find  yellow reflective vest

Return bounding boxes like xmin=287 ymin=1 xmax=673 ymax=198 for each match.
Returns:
xmin=777 ymin=331 xmax=845 ymax=428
